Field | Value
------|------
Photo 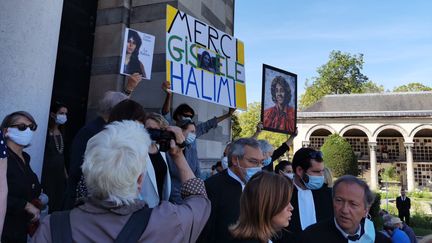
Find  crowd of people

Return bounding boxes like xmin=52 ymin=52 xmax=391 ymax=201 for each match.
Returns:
xmin=0 ymin=83 xmax=424 ymax=243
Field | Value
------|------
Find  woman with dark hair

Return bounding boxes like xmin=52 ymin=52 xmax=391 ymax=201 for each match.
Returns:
xmin=275 ymin=160 xmax=293 ymax=179
xmin=124 ymin=29 xmax=146 ymax=78
xmin=41 ymin=102 xmax=68 ymax=213
xmin=199 ymin=51 xmax=215 ymax=73
xmin=230 ymin=171 xmax=294 ymax=243
xmin=1 ymin=111 xmax=41 ymax=243
xmin=263 ymin=76 xmax=295 ymax=132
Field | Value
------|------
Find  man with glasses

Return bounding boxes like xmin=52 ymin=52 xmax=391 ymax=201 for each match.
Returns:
xmin=275 ymin=147 xmax=333 ymax=242
xmin=197 ymin=138 xmax=264 ymax=243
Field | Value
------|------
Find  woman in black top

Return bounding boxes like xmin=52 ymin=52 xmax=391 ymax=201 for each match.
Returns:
xmin=1 ymin=111 xmax=41 ymax=243
xmin=41 ymin=102 xmax=69 ymax=213
xmin=230 ymin=172 xmax=294 ymax=243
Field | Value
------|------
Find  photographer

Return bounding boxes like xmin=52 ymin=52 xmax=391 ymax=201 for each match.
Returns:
xmin=33 ymin=120 xmax=210 ymax=242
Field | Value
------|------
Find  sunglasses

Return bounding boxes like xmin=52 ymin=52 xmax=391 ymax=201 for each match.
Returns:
xmin=10 ymin=123 xmax=37 ymax=131
xmin=308 ymin=151 xmax=323 ymax=159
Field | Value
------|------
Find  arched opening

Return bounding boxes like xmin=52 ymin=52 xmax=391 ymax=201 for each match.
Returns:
xmin=413 ymin=128 xmax=432 ymax=187
xmin=309 ymin=128 xmax=332 ymax=150
xmin=376 ymin=128 xmax=405 ymax=188
xmin=342 ymin=129 xmax=369 ymax=176
xmin=376 ymin=129 xmax=405 ymax=162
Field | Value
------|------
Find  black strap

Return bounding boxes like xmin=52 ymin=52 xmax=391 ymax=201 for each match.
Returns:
xmin=50 ymin=210 xmax=72 ymax=243
xmin=49 ymin=206 xmax=152 ymax=243
xmin=115 ymin=206 xmax=153 ymax=243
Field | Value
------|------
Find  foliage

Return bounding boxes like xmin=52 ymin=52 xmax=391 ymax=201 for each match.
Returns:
xmin=408 ymin=188 xmax=432 ymax=199
xmin=381 ymin=166 xmax=399 ymax=182
xmin=320 ymin=134 xmax=358 ymax=177
xmin=300 ymin=50 xmax=369 ymax=109
xmin=231 ymin=112 xmax=242 ymax=140
xmin=369 ymin=193 xmax=383 ymax=230
xmin=237 ymin=102 xmax=288 ymax=149
xmin=358 ymin=81 xmax=384 ymax=93
xmin=393 ymin=82 xmax=432 ymax=92
xmin=410 ymin=213 xmax=432 ymax=229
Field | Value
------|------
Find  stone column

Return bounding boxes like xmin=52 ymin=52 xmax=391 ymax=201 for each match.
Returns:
xmin=404 ymin=142 xmax=415 ymax=191
xmin=0 ymin=0 xmax=64 ymax=177
xmin=368 ymin=142 xmax=378 ymax=190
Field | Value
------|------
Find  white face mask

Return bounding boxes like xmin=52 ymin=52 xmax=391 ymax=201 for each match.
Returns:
xmin=7 ymin=127 xmax=34 ymax=146
xmin=221 ymin=156 xmax=229 ymax=169
xmin=55 ymin=114 xmax=67 ymax=125
xmin=283 ymin=172 xmax=294 ymax=179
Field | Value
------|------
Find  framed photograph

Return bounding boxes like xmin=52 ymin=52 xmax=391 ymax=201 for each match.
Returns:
xmin=261 ymin=64 xmax=297 ymax=134
xmin=120 ymin=27 xmax=155 ymax=80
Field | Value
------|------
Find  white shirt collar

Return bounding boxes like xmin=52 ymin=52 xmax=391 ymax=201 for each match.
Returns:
xmin=227 ymin=168 xmax=245 ymax=190
xmin=334 ymin=218 xmax=362 ymax=241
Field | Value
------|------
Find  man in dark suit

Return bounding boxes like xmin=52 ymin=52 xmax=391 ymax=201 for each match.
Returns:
xmin=197 ymin=138 xmax=264 ymax=243
xmin=396 ymin=188 xmax=411 ymax=225
xmin=288 ymin=148 xmax=333 ymax=233
xmin=299 ymin=175 xmax=391 ymax=243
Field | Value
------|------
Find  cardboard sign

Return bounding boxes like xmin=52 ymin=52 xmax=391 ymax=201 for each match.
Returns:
xmin=166 ymin=5 xmax=246 ymax=109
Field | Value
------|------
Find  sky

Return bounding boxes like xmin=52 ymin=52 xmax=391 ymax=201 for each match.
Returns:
xmin=234 ymin=0 xmax=432 ymax=104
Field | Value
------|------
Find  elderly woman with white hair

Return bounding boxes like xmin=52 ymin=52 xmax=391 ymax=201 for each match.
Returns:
xmin=33 ymin=120 xmax=211 ymax=242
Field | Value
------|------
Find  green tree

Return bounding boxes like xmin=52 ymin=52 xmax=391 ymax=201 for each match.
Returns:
xmin=231 ymin=112 xmax=242 ymax=140
xmin=300 ymin=50 xmax=369 ymax=109
xmin=321 ymin=134 xmax=358 ymax=177
xmin=358 ymin=81 xmax=384 ymax=93
xmin=393 ymin=82 xmax=432 ymax=92
xmin=237 ymin=102 xmax=287 ymax=148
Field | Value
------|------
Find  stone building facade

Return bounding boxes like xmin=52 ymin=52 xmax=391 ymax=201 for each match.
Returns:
xmin=295 ymin=92 xmax=432 ymax=191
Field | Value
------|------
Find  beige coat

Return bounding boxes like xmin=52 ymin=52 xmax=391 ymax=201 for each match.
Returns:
xmin=32 ymin=195 xmax=210 ymax=243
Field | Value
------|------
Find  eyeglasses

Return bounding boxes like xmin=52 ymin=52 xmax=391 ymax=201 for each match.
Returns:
xmin=308 ymin=151 xmax=323 ymax=159
xmin=243 ymin=157 xmax=263 ymax=167
xmin=10 ymin=123 xmax=37 ymax=131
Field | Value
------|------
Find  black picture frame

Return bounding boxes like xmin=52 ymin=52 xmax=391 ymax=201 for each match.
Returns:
xmin=260 ymin=64 xmax=297 ymax=135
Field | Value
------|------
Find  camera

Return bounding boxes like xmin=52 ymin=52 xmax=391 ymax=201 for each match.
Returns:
xmin=147 ymin=128 xmax=175 ymax=152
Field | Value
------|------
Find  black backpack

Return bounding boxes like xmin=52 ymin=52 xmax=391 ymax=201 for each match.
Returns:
xmin=49 ymin=207 xmax=153 ymax=243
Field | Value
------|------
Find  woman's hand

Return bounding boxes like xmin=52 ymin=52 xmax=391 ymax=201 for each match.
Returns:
xmin=25 ymin=202 xmax=40 ymax=222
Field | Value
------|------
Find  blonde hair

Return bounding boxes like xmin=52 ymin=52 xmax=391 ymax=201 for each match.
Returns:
xmin=230 ymin=172 xmax=293 ymax=241
xmin=144 ymin=112 xmax=169 ymax=129
xmin=82 ymin=120 xmax=151 ymax=206
xmin=324 ymin=167 xmax=334 ymax=187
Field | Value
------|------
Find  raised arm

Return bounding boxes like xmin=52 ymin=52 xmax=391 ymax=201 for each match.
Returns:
xmin=161 ymin=81 xmax=172 ymax=116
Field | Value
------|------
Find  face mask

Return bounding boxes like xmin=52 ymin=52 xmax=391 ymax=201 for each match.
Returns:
xmin=262 ymin=157 xmax=272 ymax=167
xmin=244 ymin=167 xmax=261 ymax=182
xmin=303 ymin=173 xmax=324 ymax=190
xmin=185 ymin=133 xmax=196 ymax=144
xmin=55 ymin=114 xmax=67 ymax=125
xmin=7 ymin=127 xmax=34 ymax=146
xmin=180 ymin=116 xmax=192 ymax=121
xmin=355 ymin=218 xmax=375 ymax=243
xmin=283 ymin=172 xmax=294 ymax=179
xmin=221 ymin=156 xmax=229 ymax=169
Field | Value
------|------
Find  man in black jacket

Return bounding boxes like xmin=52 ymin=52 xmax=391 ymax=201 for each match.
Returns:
xmin=197 ymin=138 xmax=264 ymax=243
xmin=396 ymin=188 xmax=411 ymax=225
xmin=299 ymin=175 xmax=391 ymax=243
xmin=288 ymin=147 xmax=333 ymax=233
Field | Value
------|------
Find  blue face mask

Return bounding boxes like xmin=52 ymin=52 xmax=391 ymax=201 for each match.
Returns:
xmin=185 ymin=133 xmax=196 ymax=144
xmin=356 ymin=218 xmax=375 ymax=243
xmin=303 ymin=174 xmax=324 ymax=190
xmin=221 ymin=156 xmax=229 ymax=169
xmin=244 ymin=167 xmax=261 ymax=182
xmin=262 ymin=157 xmax=272 ymax=167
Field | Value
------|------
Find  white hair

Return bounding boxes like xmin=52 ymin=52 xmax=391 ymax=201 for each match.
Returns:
xmin=98 ymin=91 xmax=128 ymax=116
xmin=257 ymin=139 xmax=274 ymax=154
xmin=82 ymin=120 xmax=151 ymax=206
